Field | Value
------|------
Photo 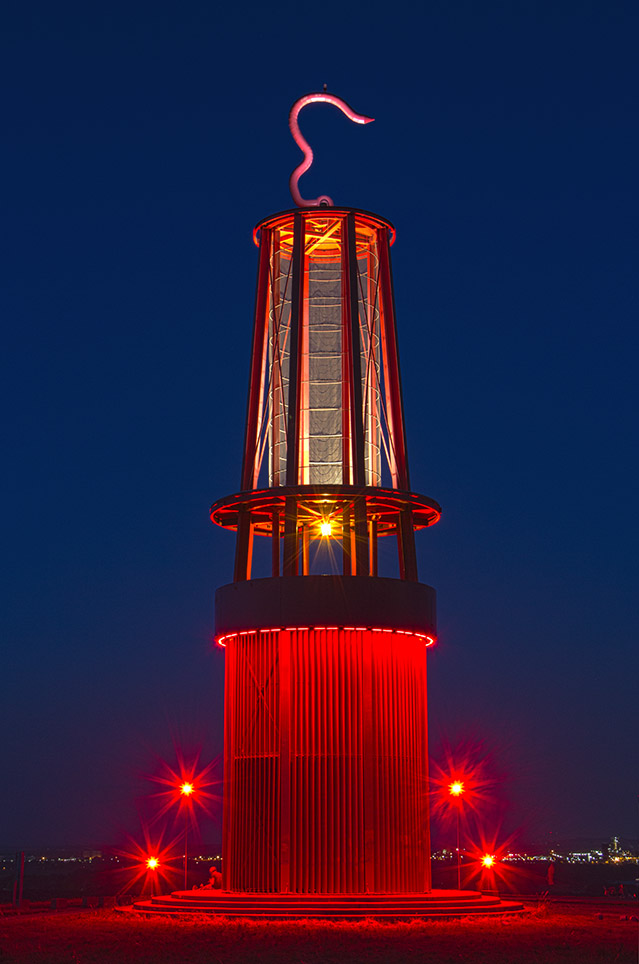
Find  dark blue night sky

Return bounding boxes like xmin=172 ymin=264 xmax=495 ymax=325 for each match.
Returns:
xmin=2 ymin=1 xmax=637 ymax=852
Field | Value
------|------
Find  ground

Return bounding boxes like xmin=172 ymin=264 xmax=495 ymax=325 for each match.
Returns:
xmin=0 ymin=902 xmax=637 ymax=964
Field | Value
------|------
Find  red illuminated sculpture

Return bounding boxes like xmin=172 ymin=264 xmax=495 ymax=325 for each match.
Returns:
xmin=130 ymin=94 xmax=523 ymax=917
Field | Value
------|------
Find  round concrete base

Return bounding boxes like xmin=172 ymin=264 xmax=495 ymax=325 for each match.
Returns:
xmin=123 ymin=888 xmax=524 ymax=919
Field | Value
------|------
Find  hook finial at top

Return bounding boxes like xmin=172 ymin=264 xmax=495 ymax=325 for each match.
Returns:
xmin=288 ymin=93 xmax=374 ymax=208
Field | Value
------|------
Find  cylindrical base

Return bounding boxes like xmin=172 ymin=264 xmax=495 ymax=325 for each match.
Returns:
xmin=221 ymin=582 xmax=432 ymax=894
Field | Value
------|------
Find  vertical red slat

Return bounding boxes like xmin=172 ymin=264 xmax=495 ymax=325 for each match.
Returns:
xmin=397 ymin=649 xmax=408 ymax=888
xmin=279 ymin=630 xmax=291 ymax=892
xmin=393 ymin=647 xmax=403 ymax=889
xmin=356 ymin=632 xmax=364 ymax=891
xmin=422 ymin=651 xmax=431 ymax=890
xmin=221 ymin=637 xmax=232 ymax=889
xmin=342 ymin=630 xmax=349 ymax=891
xmin=310 ymin=629 xmax=317 ymax=892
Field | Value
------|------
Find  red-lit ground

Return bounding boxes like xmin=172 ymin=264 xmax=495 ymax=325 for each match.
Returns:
xmin=1 ymin=903 xmax=637 ymax=964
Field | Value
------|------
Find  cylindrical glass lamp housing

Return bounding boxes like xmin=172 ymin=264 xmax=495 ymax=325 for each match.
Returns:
xmin=242 ymin=208 xmax=408 ymax=494
xmin=261 ymin=210 xmax=385 ymax=488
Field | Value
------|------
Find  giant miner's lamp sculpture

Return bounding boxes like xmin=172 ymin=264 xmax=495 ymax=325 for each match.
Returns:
xmin=213 ymin=91 xmax=439 ymax=901
xmin=130 ymin=93 xmax=523 ymax=917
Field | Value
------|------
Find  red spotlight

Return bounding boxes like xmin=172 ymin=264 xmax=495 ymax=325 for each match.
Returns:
xmin=145 ymin=750 xmax=221 ymax=832
xmin=116 ymin=830 xmax=181 ymax=897
xmin=463 ymin=833 xmax=528 ymax=893
xmin=430 ymin=740 xmax=504 ymax=849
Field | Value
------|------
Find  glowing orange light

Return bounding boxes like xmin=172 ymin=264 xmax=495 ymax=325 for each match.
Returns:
xmin=180 ymin=782 xmax=194 ymax=796
xmin=320 ymin=521 xmax=332 ymax=537
xmin=146 ymin=856 xmax=159 ymax=870
xmin=449 ymin=780 xmax=464 ymax=797
xmin=481 ymin=854 xmax=495 ymax=868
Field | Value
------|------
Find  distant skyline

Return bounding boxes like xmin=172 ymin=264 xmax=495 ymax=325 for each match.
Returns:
xmin=2 ymin=1 xmax=638 ymax=850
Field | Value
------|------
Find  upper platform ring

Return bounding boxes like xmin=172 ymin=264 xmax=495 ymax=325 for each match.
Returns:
xmin=210 ymin=485 xmax=441 ymax=537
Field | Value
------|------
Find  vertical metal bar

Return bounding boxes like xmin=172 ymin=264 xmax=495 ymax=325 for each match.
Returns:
xmin=271 ymin=240 xmax=281 ymax=486
xmin=286 ymin=214 xmax=304 ymax=486
xmin=346 ymin=214 xmax=366 ymax=486
xmin=279 ymin=629 xmax=291 ymax=893
xmin=241 ymin=227 xmax=272 ymax=491
xmin=378 ymin=317 xmax=398 ymax=489
xmin=353 ymin=496 xmax=368 ymax=576
xmin=301 ymin=252 xmax=310 ymax=483
xmin=398 ymin=506 xmax=418 ymax=581
xmin=350 ymin=516 xmax=358 ymax=575
xmin=302 ymin=524 xmax=310 ymax=575
xmin=340 ymin=218 xmax=351 ymax=484
xmin=378 ymin=229 xmax=410 ymax=489
xmin=283 ymin=496 xmax=298 ymax=577
xmin=366 ymin=242 xmax=380 ymax=485
xmin=234 ymin=507 xmax=253 ymax=582
xmin=342 ymin=506 xmax=352 ymax=576
xmin=247 ymin=523 xmax=254 ymax=580
xmin=396 ymin=515 xmax=406 ymax=581
xmin=369 ymin=518 xmax=378 ymax=576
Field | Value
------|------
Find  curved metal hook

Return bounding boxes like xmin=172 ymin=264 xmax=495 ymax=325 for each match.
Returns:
xmin=289 ymin=93 xmax=374 ymax=208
